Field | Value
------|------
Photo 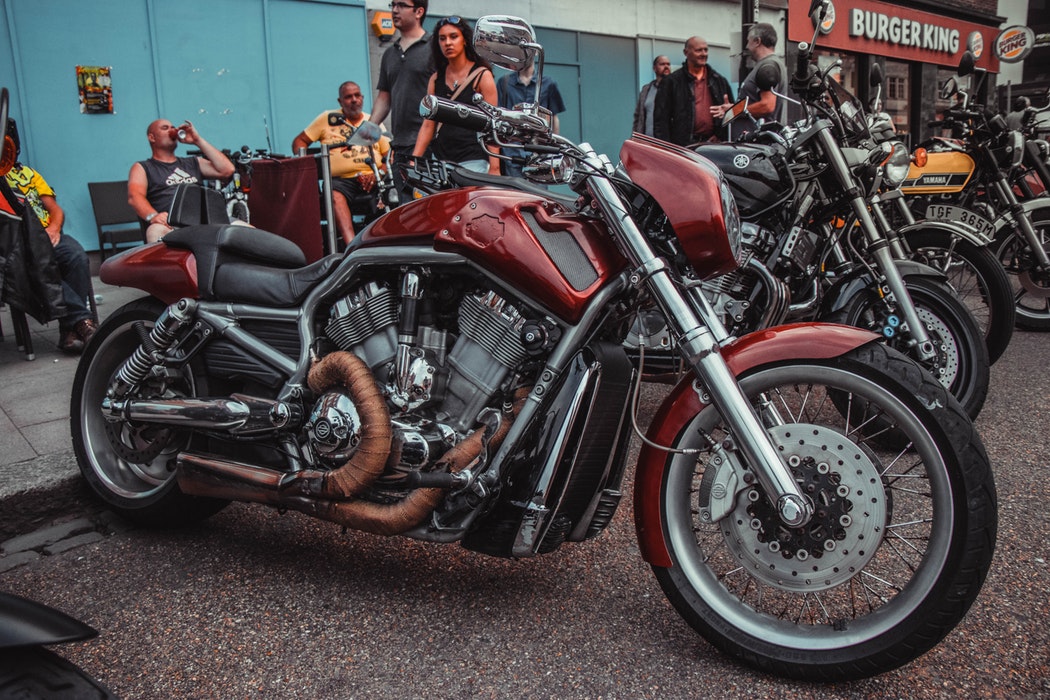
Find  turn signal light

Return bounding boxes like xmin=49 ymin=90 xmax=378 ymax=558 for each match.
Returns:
xmin=912 ymin=147 xmax=928 ymax=168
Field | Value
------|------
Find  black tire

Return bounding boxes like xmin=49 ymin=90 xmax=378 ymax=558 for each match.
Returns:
xmin=991 ymin=207 xmax=1050 ymax=331
xmin=904 ymin=230 xmax=1015 ymax=363
xmin=826 ymin=276 xmax=989 ymax=419
xmin=70 ymin=297 xmax=228 ymax=526
xmin=652 ymin=341 xmax=997 ymax=681
xmin=0 ymin=647 xmax=117 ymax=699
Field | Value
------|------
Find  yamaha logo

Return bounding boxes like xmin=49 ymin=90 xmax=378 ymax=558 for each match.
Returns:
xmin=733 ymin=154 xmax=751 ymax=169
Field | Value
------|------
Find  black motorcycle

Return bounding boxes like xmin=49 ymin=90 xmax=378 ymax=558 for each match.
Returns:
xmin=691 ymin=30 xmax=990 ymax=418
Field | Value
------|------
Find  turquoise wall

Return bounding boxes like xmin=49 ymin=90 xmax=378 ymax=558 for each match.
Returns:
xmin=3 ymin=1 xmax=640 ymax=254
xmin=1 ymin=0 xmax=369 ymax=253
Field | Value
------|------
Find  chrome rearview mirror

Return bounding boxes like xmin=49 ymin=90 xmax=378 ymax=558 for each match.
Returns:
xmin=474 ymin=16 xmax=546 ymax=114
xmin=474 ymin=16 xmax=540 ymax=71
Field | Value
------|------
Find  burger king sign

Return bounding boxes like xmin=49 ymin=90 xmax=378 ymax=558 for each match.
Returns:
xmin=995 ymin=25 xmax=1035 ymax=63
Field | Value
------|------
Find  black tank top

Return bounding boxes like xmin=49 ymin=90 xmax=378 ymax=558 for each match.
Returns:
xmin=138 ymin=156 xmax=203 ymax=213
xmin=431 ymin=65 xmax=489 ymax=164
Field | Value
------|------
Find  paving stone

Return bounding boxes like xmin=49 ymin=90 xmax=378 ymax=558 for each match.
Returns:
xmin=1 ymin=516 xmax=96 ymax=554
xmin=43 ymin=531 xmax=105 ymax=555
xmin=0 ymin=550 xmax=40 ymax=573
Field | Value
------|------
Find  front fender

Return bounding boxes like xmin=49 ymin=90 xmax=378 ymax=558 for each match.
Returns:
xmin=992 ymin=197 xmax=1050 ymax=238
xmin=897 ymin=218 xmax=993 ymax=247
xmin=633 ymin=322 xmax=879 ymax=567
xmin=820 ymin=260 xmax=947 ymax=317
xmin=0 ymin=593 xmax=97 ymax=648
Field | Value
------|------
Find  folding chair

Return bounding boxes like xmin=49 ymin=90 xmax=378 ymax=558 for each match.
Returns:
xmin=87 ymin=180 xmax=144 ymax=260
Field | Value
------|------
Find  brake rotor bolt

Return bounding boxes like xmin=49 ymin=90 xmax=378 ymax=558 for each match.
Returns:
xmin=750 ymin=518 xmax=762 ymax=531
xmin=817 ymin=462 xmax=830 ymax=474
xmin=824 ymin=540 xmax=837 ymax=551
xmin=796 ymin=549 xmax=810 ymax=561
xmin=837 ymin=485 xmax=850 ymax=497
xmin=840 ymin=514 xmax=853 ymax=527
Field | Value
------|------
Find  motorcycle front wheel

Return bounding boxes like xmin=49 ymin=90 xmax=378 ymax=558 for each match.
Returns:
xmin=652 ymin=341 xmax=996 ymax=681
xmin=992 ymin=207 xmax=1050 ymax=331
xmin=826 ymin=276 xmax=989 ymax=419
xmin=70 ymin=298 xmax=229 ymax=526
xmin=903 ymin=230 xmax=1015 ymax=363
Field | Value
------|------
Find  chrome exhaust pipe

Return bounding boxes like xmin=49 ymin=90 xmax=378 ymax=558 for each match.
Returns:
xmin=101 ymin=394 xmax=300 ymax=434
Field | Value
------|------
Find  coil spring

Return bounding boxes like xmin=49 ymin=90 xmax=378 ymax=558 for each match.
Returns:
xmin=111 ymin=300 xmax=195 ymax=397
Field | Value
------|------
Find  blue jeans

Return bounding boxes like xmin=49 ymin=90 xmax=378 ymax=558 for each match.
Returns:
xmin=52 ymin=234 xmax=93 ymax=330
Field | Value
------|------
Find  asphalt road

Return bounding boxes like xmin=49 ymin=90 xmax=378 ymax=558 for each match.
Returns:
xmin=2 ymin=330 xmax=1048 ymax=699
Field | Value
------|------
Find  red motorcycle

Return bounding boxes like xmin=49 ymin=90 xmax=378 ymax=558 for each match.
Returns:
xmin=64 ymin=13 xmax=995 ymax=681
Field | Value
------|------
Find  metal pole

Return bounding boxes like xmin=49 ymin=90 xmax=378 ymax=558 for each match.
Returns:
xmin=319 ymin=143 xmax=337 ymax=255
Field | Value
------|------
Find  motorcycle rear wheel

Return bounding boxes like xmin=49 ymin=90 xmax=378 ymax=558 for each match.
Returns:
xmin=70 ymin=297 xmax=229 ymax=526
xmin=903 ymin=230 xmax=1015 ymax=363
xmin=826 ymin=276 xmax=989 ymax=419
xmin=992 ymin=208 xmax=1050 ymax=331
xmin=652 ymin=342 xmax=996 ymax=681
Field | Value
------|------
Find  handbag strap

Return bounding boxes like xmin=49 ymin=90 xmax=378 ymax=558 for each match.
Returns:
xmin=435 ymin=66 xmax=486 ymax=137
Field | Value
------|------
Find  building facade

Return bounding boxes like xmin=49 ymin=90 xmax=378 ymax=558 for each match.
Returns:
xmin=1 ymin=0 xmax=1032 ymax=253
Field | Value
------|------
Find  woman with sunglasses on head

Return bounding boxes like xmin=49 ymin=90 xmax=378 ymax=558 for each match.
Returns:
xmin=412 ymin=17 xmax=500 ymax=175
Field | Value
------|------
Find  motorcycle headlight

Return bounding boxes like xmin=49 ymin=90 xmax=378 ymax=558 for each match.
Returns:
xmin=1007 ymin=130 xmax=1024 ymax=168
xmin=882 ymin=142 xmax=911 ymax=189
xmin=719 ymin=178 xmax=743 ymax=263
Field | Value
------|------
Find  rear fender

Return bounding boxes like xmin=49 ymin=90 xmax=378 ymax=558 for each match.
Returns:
xmin=634 ymin=323 xmax=878 ymax=567
xmin=99 ymin=243 xmax=199 ymax=304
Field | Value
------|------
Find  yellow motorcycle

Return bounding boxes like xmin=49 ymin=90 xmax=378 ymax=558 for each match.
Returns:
xmin=902 ymin=53 xmax=1050 ymax=331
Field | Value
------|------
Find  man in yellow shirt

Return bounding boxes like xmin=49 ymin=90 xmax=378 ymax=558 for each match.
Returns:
xmin=292 ymin=81 xmax=391 ymax=244
xmin=4 ymin=120 xmax=97 ymax=353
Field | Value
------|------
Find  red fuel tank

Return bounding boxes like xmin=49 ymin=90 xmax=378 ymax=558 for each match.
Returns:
xmin=359 ymin=188 xmax=628 ymax=323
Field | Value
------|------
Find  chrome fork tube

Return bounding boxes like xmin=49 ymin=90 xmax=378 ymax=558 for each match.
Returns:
xmin=585 ymin=175 xmax=811 ymax=526
xmin=990 ymin=173 xmax=1050 ymax=269
xmin=817 ymin=129 xmax=936 ymax=361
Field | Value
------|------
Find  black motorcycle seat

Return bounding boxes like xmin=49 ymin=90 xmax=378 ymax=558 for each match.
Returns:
xmin=212 ymin=256 xmax=339 ymax=307
xmin=163 ymin=224 xmax=338 ymax=305
xmin=448 ymin=169 xmax=578 ymax=208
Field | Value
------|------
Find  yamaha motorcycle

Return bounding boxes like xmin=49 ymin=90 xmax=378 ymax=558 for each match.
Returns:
xmin=63 ymin=16 xmax=996 ymax=681
xmin=904 ymin=53 xmax=1050 ymax=330
xmin=693 ymin=33 xmax=990 ymax=417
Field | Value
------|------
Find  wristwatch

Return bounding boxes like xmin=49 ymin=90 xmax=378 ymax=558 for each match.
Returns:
xmin=145 ymin=212 xmax=157 ymax=222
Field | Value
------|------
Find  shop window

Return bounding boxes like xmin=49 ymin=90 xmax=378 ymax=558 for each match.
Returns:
xmin=882 ymin=59 xmax=911 ymax=143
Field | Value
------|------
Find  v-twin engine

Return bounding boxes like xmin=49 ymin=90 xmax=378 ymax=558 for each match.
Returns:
xmin=322 ymin=277 xmax=531 ymax=464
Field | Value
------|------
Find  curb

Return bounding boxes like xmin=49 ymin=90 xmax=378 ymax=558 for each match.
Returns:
xmin=0 ymin=452 xmax=101 ymax=542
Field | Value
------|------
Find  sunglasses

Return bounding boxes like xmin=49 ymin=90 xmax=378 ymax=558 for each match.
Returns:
xmin=389 ymin=2 xmax=416 ymax=10
xmin=435 ymin=16 xmax=464 ymax=29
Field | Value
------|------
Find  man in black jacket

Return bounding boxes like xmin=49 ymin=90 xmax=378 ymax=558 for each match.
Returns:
xmin=653 ymin=36 xmax=733 ymax=146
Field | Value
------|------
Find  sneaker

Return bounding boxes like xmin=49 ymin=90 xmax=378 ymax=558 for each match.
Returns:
xmin=59 ymin=329 xmax=85 ymax=354
xmin=75 ymin=318 xmax=98 ymax=345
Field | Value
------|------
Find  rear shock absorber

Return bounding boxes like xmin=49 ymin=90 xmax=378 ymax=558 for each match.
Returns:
xmin=107 ymin=299 xmax=198 ymax=400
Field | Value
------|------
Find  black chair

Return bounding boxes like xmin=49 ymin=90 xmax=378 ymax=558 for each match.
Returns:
xmin=0 ymin=304 xmax=36 ymax=361
xmin=88 ymin=180 xmax=144 ymax=260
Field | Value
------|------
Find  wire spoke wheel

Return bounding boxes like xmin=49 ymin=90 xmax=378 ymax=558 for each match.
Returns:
xmin=653 ymin=344 xmax=995 ymax=680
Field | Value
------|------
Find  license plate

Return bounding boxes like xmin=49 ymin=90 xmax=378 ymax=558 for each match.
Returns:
xmin=925 ymin=204 xmax=995 ymax=240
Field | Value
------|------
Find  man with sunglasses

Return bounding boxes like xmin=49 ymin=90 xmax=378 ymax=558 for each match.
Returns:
xmin=369 ymin=0 xmax=432 ymax=203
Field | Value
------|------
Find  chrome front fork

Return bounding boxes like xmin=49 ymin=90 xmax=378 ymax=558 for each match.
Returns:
xmin=585 ymin=172 xmax=812 ymax=527
xmin=818 ymin=128 xmax=936 ymax=362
